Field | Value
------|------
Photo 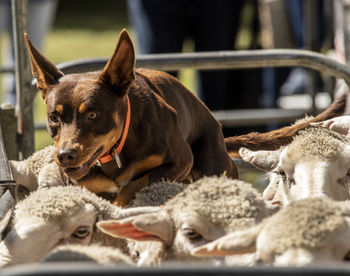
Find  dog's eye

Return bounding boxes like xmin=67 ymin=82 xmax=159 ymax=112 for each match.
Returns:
xmin=71 ymin=226 xmax=90 ymax=239
xmin=87 ymin=112 xmax=99 ymax=120
xmin=49 ymin=114 xmax=59 ymax=123
xmin=182 ymin=228 xmax=202 ymax=240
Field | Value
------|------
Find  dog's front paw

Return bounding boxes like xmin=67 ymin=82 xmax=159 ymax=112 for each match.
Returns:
xmin=113 ymin=194 xmax=130 ymax=207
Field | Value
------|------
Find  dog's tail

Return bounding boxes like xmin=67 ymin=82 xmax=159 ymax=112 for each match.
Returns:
xmin=225 ymin=94 xmax=347 ymax=159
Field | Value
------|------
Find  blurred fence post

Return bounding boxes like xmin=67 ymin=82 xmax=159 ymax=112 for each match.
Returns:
xmin=11 ymin=0 xmax=35 ymax=159
xmin=0 ymin=104 xmax=17 ymax=160
xmin=342 ymin=0 xmax=350 ymax=63
xmin=303 ymin=0 xmax=319 ymax=115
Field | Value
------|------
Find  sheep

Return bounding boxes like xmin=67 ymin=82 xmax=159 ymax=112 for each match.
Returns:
xmin=192 ymin=197 xmax=350 ymax=266
xmin=42 ymin=244 xmax=133 ymax=266
xmin=97 ymin=175 xmax=273 ymax=266
xmin=0 ymin=185 xmax=163 ymax=268
xmin=239 ymin=126 xmax=350 ymax=206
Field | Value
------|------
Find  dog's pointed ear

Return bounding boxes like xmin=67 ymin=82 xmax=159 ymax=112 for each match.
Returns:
xmin=24 ymin=33 xmax=64 ymax=99
xmin=97 ymin=29 xmax=136 ymax=97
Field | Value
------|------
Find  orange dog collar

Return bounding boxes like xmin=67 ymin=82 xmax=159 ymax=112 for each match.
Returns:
xmin=98 ymin=96 xmax=131 ymax=167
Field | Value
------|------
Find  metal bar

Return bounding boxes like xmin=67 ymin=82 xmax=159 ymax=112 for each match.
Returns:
xmin=29 ymin=49 xmax=345 ymax=128
xmin=55 ymin=49 xmax=350 ymax=86
xmin=212 ymin=108 xmax=315 ymax=127
xmin=3 ymin=263 xmax=350 ymax=276
xmin=34 ymin=107 xmax=312 ymax=130
xmin=343 ymin=0 xmax=350 ymax=63
xmin=0 ymin=66 xmax=15 ymax=74
xmin=11 ymin=0 xmax=35 ymax=159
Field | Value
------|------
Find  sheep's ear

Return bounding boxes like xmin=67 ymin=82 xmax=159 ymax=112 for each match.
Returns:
xmin=311 ymin=116 xmax=350 ymax=136
xmin=97 ymin=29 xmax=135 ymax=97
xmin=24 ymin=33 xmax=64 ymax=99
xmin=191 ymin=225 xmax=261 ymax=257
xmin=115 ymin=206 xmax=163 ymax=219
xmin=97 ymin=210 xmax=173 ymax=245
xmin=239 ymin=147 xmax=279 ymax=172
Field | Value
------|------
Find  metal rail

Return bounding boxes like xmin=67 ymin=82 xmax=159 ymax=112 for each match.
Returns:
xmin=56 ymin=49 xmax=350 ymax=87
xmin=2 ymin=263 xmax=350 ymax=276
xmin=34 ymin=107 xmax=321 ymax=130
xmin=32 ymin=48 xmax=349 ymax=129
xmin=0 ymin=66 xmax=15 ymax=74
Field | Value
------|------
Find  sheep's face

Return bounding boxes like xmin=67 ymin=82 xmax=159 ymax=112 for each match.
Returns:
xmin=97 ymin=176 xmax=268 ymax=265
xmin=170 ymin=211 xmax=226 ymax=261
xmin=97 ymin=208 xmax=225 ymax=265
xmin=278 ymin=146 xmax=350 ymax=202
xmin=192 ymin=199 xmax=350 ymax=266
xmin=0 ymin=203 xmax=97 ymax=268
xmin=240 ymin=127 xmax=350 ymax=206
xmin=255 ymin=225 xmax=350 ymax=266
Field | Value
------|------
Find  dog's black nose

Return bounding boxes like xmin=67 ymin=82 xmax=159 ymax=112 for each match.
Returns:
xmin=57 ymin=148 xmax=78 ymax=165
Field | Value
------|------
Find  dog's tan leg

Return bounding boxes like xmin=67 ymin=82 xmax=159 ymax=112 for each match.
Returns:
xmin=75 ymin=167 xmax=119 ymax=194
xmin=114 ymin=151 xmax=194 ymax=206
xmin=114 ymin=174 xmax=150 ymax=206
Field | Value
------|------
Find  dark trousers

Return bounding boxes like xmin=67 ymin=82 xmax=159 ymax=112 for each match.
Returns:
xmin=127 ymin=0 xmax=264 ymax=135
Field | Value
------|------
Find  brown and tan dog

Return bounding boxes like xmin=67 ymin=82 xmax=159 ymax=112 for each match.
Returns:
xmin=25 ymin=29 xmax=238 ymax=205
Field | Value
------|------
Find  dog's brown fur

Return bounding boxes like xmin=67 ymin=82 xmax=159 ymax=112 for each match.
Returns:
xmin=25 ymin=29 xmax=238 ymax=206
xmin=225 ymin=94 xmax=347 ymax=159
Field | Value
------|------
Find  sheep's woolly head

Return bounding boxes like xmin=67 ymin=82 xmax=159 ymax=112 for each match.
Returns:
xmin=165 ymin=176 xmax=268 ymax=232
xmin=192 ymin=198 xmax=350 ymax=266
xmin=96 ymin=176 xmax=269 ymax=265
xmin=129 ymin=181 xmax=188 ymax=207
xmin=0 ymin=185 xmax=129 ymax=268
xmin=288 ymin=127 xmax=349 ymax=161
xmin=261 ymin=198 xmax=346 ymax=255
xmin=15 ymin=186 xmax=115 ymax=223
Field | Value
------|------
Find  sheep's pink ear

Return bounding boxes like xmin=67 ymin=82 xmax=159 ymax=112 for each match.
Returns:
xmin=191 ymin=225 xmax=261 ymax=257
xmin=97 ymin=210 xmax=173 ymax=245
xmin=116 ymin=206 xmax=163 ymax=219
xmin=24 ymin=33 xmax=64 ymax=99
xmin=97 ymin=29 xmax=135 ymax=97
xmin=239 ymin=147 xmax=279 ymax=172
